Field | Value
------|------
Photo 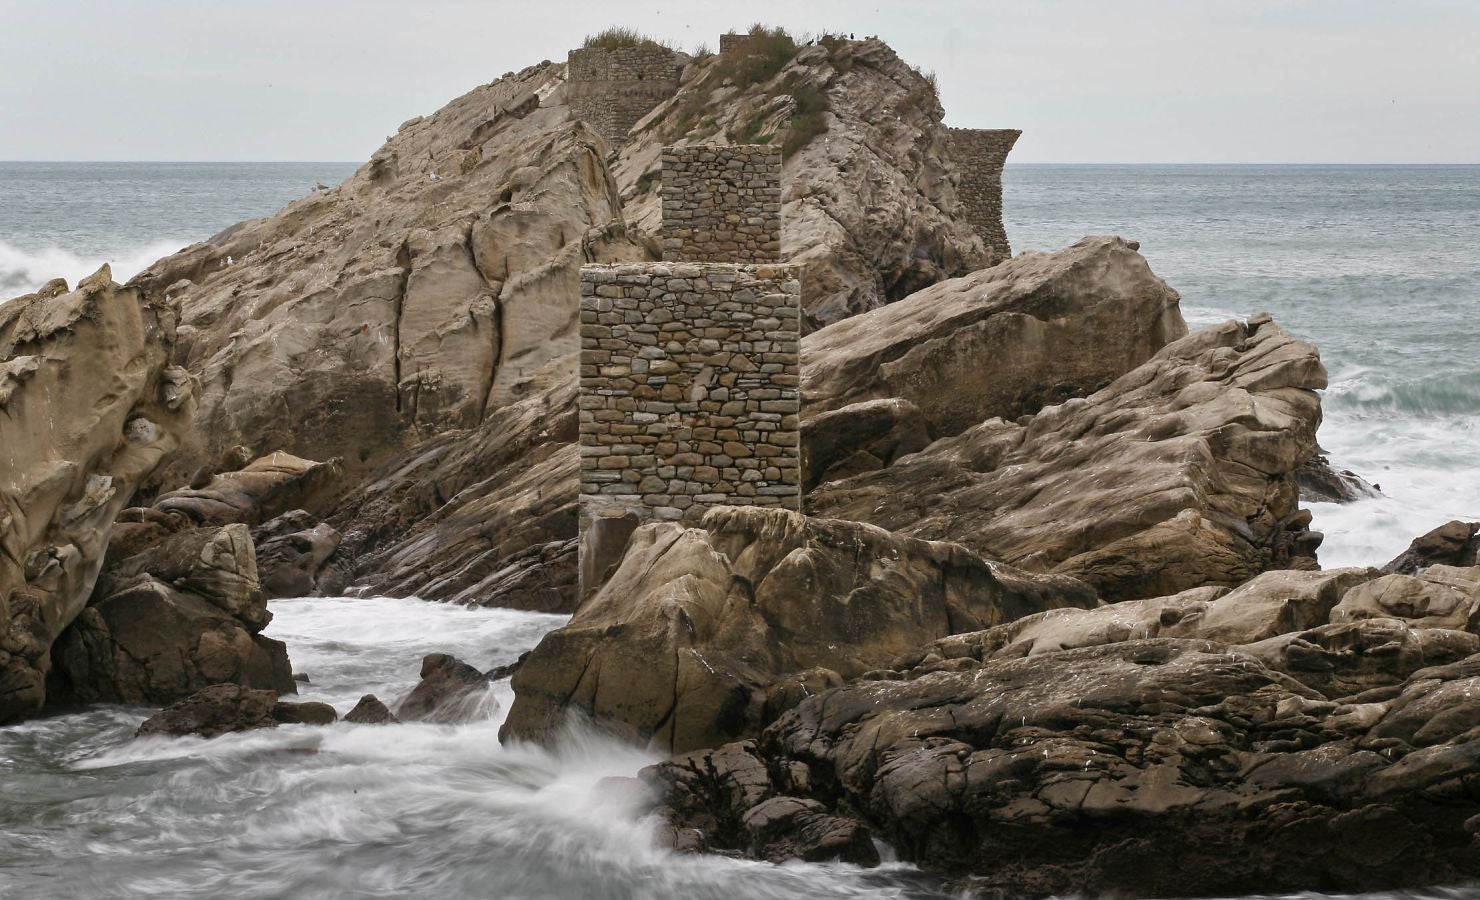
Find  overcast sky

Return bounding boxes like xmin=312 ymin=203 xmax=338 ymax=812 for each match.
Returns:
xmin=3 ymin=0 xmax=1477 ymax=163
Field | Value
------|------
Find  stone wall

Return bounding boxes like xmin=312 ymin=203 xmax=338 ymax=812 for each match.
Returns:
xmin=660 ymin=146 xmax=782 ymax=262
xmin=579 ymin=263 xmax=801 ymax=525
xmin=566 ymin=47 xmax=681 ymax=147
xmin=947 ymin=128 xmax=1022 ymax=259
xmin=718 ymin=33 xmax=752 ymax=54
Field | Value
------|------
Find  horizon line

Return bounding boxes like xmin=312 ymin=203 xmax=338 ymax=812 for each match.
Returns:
xmin=3 ymin=159 xmax=1480 ymax=167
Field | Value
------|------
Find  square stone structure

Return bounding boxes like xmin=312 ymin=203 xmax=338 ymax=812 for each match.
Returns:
xmin=579 ymin=262 xmax=801 ymax=526
xmin=661 ymin=146 xmax=782 ymax=263
xmin=946 ymin=128 xmax=1022 ymax=259
xmin=566 ymin=47 xmax=681 ymax=148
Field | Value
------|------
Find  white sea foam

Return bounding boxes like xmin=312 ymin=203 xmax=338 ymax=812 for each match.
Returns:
xmin=0 ymin=238 xmax=188 ymax=296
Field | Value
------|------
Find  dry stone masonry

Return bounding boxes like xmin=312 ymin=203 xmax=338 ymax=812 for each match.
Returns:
xmin=566 ymin=47 xmax=681 ymax=147
xmin=947 ymin=128 xmax=1022 ymax=259
xmin=579 ymin=263 xmax=802 ymax=526
xmin=661 ymin=146 xmax=782 ymax=263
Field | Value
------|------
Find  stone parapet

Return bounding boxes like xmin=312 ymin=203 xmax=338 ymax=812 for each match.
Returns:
xmin=566 ymin=46 xmax=681 ymax=147
xmin=946 ymin=128 xmax=1022 ymax=259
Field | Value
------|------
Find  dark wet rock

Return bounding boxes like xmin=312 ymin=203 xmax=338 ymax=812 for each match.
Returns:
xmin=50 ymin=524 xmax=295 ymax=706
xmin=503 ymin=506 xmax=1094 ymax=753
xmin=344 ymin=694 xmax=399 ymax=725
xmin=486 ymin=652 xmax=527 ymax=682
xmin=0 ymin=268 xmax=197 ymax=724
xmin=271 ymin=700 xmax=338 ymax=726
xmin=136 ymin=683 xmax=279 ymax=738
xmin=649 ymin=639 xmax=1480 ymax=896
xmin=801 ymin=398 xmax=932 ymax=492
xmin=579 ymin=510 xmax=640 ymax=600
xmin=251 ymin=509 xmax=342 ymax=598
xmin=1384 ymin=520 xmax=1480 ymax=575
xmin=808 ymin=315 xmax=1327 ymax=602
xmin=396 ymin=653 xmax=491 ymax=724
xmin=1296 ymin=452 xmax=1381 ymax=503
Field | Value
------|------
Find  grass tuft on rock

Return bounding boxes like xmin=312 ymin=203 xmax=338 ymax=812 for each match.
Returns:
xmin=582 ymin=27 xmax=673 ymax=51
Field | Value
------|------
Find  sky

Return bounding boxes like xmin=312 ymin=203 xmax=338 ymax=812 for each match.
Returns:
xmin=2 ymin=0 xmax=1477 ymax=164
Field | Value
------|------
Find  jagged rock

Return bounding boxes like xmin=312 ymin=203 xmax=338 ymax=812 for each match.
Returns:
xmin=649 ymin=639 xmax=1480 ymax=896
xmin=252 ymin=510 xmax=342 ymax=598
xmin=614 ymin=38 xmax=996 ymax=327
xmin=0 ymin=267 xmax=196 ymax=724
xmin=271 ymin=700 xmax=338 ymax=726
xmin=324 ymin=384 xmax=578 ymax=611
xmin=344 ymin=694 xmax=398 ymax=725
xmin=1383 ymin=520 xmax=1480 ymax=574
xmin=49 ymin=524 xmax=295 ymax=705
xmin=801 ymin=398 xmax=931 ymax=491
xmin=1243 ymin=618 xmax=1480 ymax=699
xmin=130 ymin=64 xmax=639 ymax=492
xmin=801 ymin=236 xmax=1186 ymax=437
xmin=396 ymin=653 xmax=491 ymax=724
xmin=808 ymin=314 xmax=1327 ymax=601
xmin=152 ymin=452 xmax=342 ymax=528
xmin=1296 ymin=452 xmax=1381 ymax=503
xmin=502 ymin=506 xmax=1094 ymax=753
xmin=136 ymin=683 xmax=279 ymax=738
xmin=1332 ymin=565 xmax=1480 ymax=630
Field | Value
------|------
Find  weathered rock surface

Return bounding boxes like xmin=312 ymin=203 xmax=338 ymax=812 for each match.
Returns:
xmin=1384 ymin=520 xmax=1480 ymax=574
xmin=50 ymin=524 xmax=295 ymax=705
xmin=614 ymin=38 xmax=995 ymax=328
xmin=323 ymin=384 xmax=577 ymax=610
xmin=809 ymin=314 xmax=1327 ymax=601
xmin=650 ymin=638 xmax=1480 ymax=896
xmin=0 ymin=268 xmax=196 ymax=723
xmin=502 ymin=506 xmax=1094 ymax=753
xmin=1296 ymin=451 xmax=1381 ymax=503
xmin=252 ymin=510 xmax=342 ymax=598
xmin=396 ymin=653 xmax=493 ymax=724
xmin=150 ymin=452 xmax=342 ymax=528
xmin=801 ymin=236 xmax=1187 ymax=437
xmin=136 ymin=683 xmax=279 ymax=738
xmin=344 ymin=694 xmax=399 ymax=725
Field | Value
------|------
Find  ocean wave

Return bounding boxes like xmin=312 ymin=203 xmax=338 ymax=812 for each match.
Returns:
xmin=0 ymin=238 xmax=188 ymax=297
xmin=1323 ymin=364 xmax=1480 ymax=417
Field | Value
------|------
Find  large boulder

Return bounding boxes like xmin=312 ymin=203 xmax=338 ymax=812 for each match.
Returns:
xmin=151 ymin=451 xmax=342 ymax=528
xmin=809 ymin=314 xmax=1327 ymax=601
xmin=501 ymin=506 xmax=1094 ymax=753
xmin=801 ymin=236 xmax=1186 ymax=437
xmin=649 ymin=639 xmax=1480 ymax=896
xmin=49 ymin=524 xmax=295 ymax=705
xmin=396 ymin=653 xmax=493 ymax=724
xmin=251 ymin=510 xmax=342 ymax=598
xmin=1383 ymin=520 xmax=1480 ymax=575
xmin=0 ymin=268 xmax=196 ymax=723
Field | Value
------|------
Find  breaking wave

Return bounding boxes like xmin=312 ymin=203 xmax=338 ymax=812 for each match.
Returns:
xmin=0 ymin=238 xmax=188 ymax=297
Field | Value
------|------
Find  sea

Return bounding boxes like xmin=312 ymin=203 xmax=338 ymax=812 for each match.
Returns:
xmin=0 ymin=162 xmax=1476 ymax=898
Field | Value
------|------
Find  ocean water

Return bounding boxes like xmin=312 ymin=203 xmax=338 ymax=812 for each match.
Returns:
xmin=0 ymin=162 xmax=359 ymax=296
xmin=2 ymin=164 xmax=1478 ymax=898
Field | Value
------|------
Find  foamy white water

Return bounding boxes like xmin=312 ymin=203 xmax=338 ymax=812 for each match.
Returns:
xmin=0 ymin=237 xmax=190 ymax=295
xmin=0 ymin=597 xmax=946 ymax=899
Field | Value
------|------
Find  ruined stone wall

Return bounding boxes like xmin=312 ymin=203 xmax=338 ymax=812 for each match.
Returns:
xmin=661 ymin=146 xmax=782 ymax=262
xmin=947 ymin=128 xmax=1022 ymax=259
xmin=718 ymin=33 xmax=752 ymax=54
xmin=566 ymin=47 xmax=681 ymax=147
xmin=579 ymin=263 xmax=801 ymax=524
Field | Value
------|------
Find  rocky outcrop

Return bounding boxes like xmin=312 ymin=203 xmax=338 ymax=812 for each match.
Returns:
xmin=645 ymin=558 xmax=1480 ymax=895
xmin=0 ymin=268 xmax=196 ymax=724
xmin=131 ymin=63 xmax=638 ymax=492
xmin=501 ymin=506 xmax=1094 ymax=753
xmin=809 ymin=314 xmax=1327 ymax=601
xmin=252 ymin=510 xmax=342 ymax=598
xmin=801 ymin=236 xmax=1187 ymax=437
xmin=323 ymin=384 xmax=577 ymax=610
xmin=613 ymin=38 xmax=996 ymax=328
xmin=649 ymin=637 xmax=1480 ymax=896
xmin=136 ymin=683 xmax=334 ymax=738
xmin=50 ymin=524 xmax=295 ymax=705
xmin=151 ymin=452 xmax=342 ymax=528
xmin=344 ymin=694 xmax=399 ymax=725
xmin=1296 ymin=451 xmax=1381 ymax=503
xmin=396 ymin=653 xmax=494 ymax=724
xmin=1384 ymin=520 xmax=1480 ymax=574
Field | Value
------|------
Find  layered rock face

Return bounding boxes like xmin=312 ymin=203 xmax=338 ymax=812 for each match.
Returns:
xmin=644 ymin=561 xmax=1480 ymax=895
xmin=809 ymin=313 xmax=1327 ymax=601
xmin=614 ymin=38 xmax=995 ymax=327
xmin=0 ymin=269 xmax=195 ymax=723
xmin=501 ymin=506 xmax=1094 ymax=753
xmin=801 ymin=235 xmax=1187 ymax=437
xmin=130 ymin=62 xmax=638 ymax=492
